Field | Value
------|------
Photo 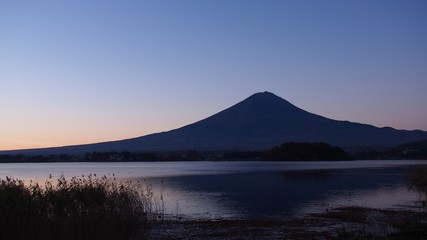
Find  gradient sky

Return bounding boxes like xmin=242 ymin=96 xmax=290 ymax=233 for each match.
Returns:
xmin=1 ymin=0 xmax=426 ymax=151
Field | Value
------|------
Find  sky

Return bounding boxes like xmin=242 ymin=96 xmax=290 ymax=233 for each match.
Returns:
xmin=1 ymin=0 xmax=426 ymax=151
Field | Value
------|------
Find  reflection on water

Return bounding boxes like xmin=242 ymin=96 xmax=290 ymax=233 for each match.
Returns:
xmin=143 ymin=167 xmax=420 ymax=219
xmin=1 ymin=160 xmax=426 ymax=219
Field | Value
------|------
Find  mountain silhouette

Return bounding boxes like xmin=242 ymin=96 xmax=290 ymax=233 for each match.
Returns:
xmin=3 ymin=91 xmax=427 ymax=155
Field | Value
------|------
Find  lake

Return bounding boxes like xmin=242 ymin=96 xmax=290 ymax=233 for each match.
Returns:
xmin=1 ymin=160 xmax=426 ymax=219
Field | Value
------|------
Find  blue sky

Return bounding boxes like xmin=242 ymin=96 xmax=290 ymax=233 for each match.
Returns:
xmin=1 ymin=0 xmax=426 ymax=150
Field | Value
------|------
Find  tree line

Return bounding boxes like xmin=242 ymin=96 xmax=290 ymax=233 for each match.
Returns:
xmin=1 ymin=140 xmax=426 ymax=163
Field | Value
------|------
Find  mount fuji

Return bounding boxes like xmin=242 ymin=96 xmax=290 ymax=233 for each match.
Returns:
xmin=3 ymin=92 xmax=427 ymax=155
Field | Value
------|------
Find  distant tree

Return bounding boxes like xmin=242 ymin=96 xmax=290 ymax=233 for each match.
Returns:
xmin=185 ymin=150 xmax=203 ymax=161
xmin=393 ymin=139 xmax=427 ymax=160
xmin=263 ymin=142 xmax=351 ymax=161
xmin=222 ymin=151 xmax=263 ymax=160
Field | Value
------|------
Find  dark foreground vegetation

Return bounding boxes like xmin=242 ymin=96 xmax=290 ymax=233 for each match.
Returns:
xmin=0 ymin=175 xmax=154 ymax=240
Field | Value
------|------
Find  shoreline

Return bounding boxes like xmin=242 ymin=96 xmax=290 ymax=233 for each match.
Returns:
xmin=149 ymin=205 xmax=427 ymax=239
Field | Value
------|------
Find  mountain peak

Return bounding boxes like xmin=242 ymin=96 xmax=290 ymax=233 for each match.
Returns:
xmin=234 ymin=91 xmax=302 ymax=115
xmin=252 ymin=91 xmax=276 ymax=96
xmin=247 ymin=91 xmax=281 ymax=100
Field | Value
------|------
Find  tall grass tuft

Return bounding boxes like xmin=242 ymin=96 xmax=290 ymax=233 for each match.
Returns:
xmin=409 ymin=166 xmax=427 ymax=207
xmin=0 ymin=175 xmax=155 ymax=240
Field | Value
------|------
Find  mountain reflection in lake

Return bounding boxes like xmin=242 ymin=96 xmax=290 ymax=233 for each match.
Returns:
xmin=0 ymin=160 xmax=426 ymax=219
xmin=141 ymin=167 xmax=420 ymax=219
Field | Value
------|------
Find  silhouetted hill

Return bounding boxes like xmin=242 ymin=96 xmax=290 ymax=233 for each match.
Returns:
xmin=264 ymin=142 xmax=351 ymax=161
xmin=393 ymin=139 xmax=427 ymax=159
xmin=395 ymin=139 xmax=427 ymax=150
xmin=3 ymin=92 xmax=427 ymax=155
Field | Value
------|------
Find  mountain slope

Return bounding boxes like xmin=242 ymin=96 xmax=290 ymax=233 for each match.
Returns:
xmin=3 ymin=92 xmax=427 ymax=155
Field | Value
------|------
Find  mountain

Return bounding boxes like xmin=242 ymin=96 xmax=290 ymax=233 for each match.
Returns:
xmin=3 ymin=91 xmax=427 ymax=155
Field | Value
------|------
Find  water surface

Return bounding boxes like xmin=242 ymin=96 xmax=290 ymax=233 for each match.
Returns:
xmin=1 ymin=160 xmax=426 ymax=219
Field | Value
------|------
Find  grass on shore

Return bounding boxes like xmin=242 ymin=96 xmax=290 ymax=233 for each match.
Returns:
xmin=0 ymin=175 xmax=157 ymax=240
xmin=409 ymin=166 xmax=427 ymax=206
